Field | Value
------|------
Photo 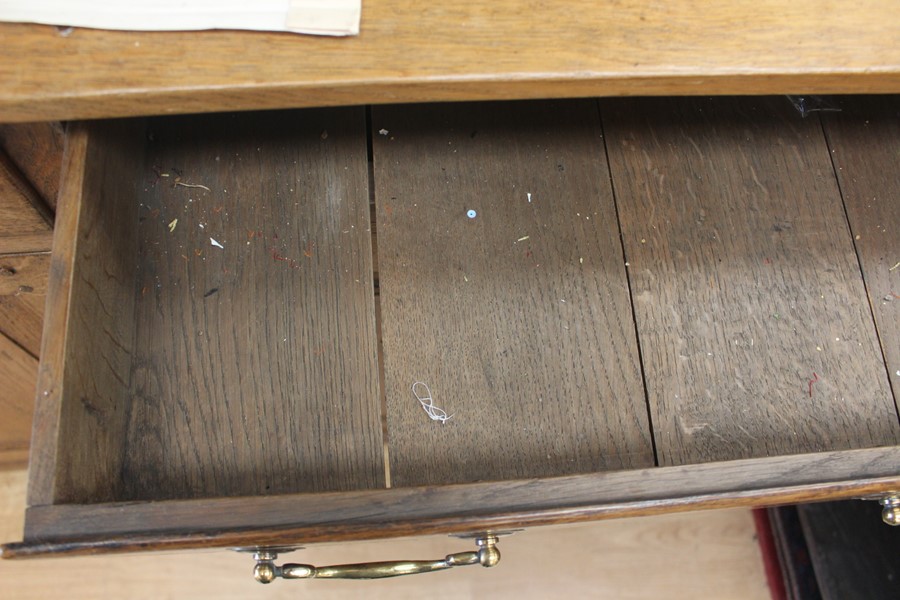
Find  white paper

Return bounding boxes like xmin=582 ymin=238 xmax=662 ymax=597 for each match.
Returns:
xmin=0 ymin=0 xmax=361 ymax=36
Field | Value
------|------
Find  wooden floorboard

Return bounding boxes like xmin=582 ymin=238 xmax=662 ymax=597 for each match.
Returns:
xmin=602 ymin=97 xmax=900 ymax=466
xmin=373 ymin=100 xmax=654 ymax=487
xmin=121 ymin=109 xmax=385 ymax=500
xmin=822 ymin=97 xmax=900 ymax=411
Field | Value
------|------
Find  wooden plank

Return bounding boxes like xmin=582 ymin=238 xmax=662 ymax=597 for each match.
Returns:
xmin=0 ymin=122 xmax=65 ymax=211
xmin=0 ymin=294 xmax=45 ymax=359
xmin=0 ymin=471 xmax=768 ymax=600
xmin=0 ymin=151 xmax=52 ymax=254
xmin=120 ymin=108 xmax=384 ymax=501
xmin=25 ymin=125 xmax=90 ymax=506
xmin=602 ymin=97 xmax=900 ymax=466
xmin=0 ymin=333 xmax=36 ymax=470
xmin=373 ymin=101 xmax=653 ymax=487
xmin=0 ymin=253 xmax=49 ymax=357
xmin=4 ymin=446 xmax=899 ymax=557
xmin=0 ymin=253 xmax=50 ymax=295
xmin=822 ymin=98 xmax=900 ymax=408
xmin=48 ymin=121 xmax=145 ymax=505
xmin=2 ymin=2 xmax=900 ymax=122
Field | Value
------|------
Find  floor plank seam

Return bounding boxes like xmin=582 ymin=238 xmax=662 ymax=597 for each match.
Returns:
xmin=595 ymin=99 xmax=659 ymax=467
xmin=366 ymin=105 xmax=392 ymax=488
xmin=819 ymin=114 xmax=900 ymax=425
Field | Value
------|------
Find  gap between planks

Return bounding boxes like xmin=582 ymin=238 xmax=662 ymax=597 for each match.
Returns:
xmin=594 ymin=98 xmax=660 ymax=467
xmin=819 ymin=110 xmax=900 ymax=423
xmin=366 ymin=105 xmax=392 ymax=489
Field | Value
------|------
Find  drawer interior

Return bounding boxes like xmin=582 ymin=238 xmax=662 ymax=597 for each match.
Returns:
xmin=35 ymin=97 xmax=900 ymax=507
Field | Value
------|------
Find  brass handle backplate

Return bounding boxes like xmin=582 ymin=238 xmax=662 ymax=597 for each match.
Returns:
xmin=250 ymin=535 xmax=500 ymax=583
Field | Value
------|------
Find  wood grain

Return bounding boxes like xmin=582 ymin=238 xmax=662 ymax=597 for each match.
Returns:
xmin=0 ymin=122 xmax=64 ymax=210
xmin=2 ymin=1 xmax=900 ymax=122
xmin=0 ymin=333 xmax=36 ymax=470
xmin=373 ymin=101 xmax=653 ymax=486
xmin=5 ymin=446 xmax=900 ymax=557
xmin=822 ymin=98 xmax=900 ymax=408
xmin=120 ymin=109 xmax=384 ymax=500
xmin=0 ymin=253 xmax=49 ymax=357
xmin=0 ymin=151 xmax=52 ymax=254
xmin=25 ymin=124 xmax=90 ymax=506
xmin=0 ymin=252 xmax=50 ymax=295
xmin=50 ymin=120 xmax=145 ymax=504
xmin=0 ymin=470 xmax=769 ymax=600
xmin=0 ymin=294 xmax=44 ymax=359
xmin=602 ymin=97 xmax=900 ymax=466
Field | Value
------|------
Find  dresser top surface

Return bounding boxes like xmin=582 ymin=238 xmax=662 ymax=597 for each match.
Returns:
xmin=2 ymin=0 xmax=900 ymax=122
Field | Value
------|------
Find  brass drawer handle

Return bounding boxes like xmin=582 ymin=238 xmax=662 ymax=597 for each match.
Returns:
xmin=252 ymin=535 xmax=500 ymax=583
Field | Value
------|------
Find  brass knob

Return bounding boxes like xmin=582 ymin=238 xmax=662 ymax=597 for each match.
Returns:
xmin=254 ymin=562 xmax=277 ymax=584
xmin=881 ymin=495 xmax=900 ymax=526
xmin=253 ymin=550 xmax=279 ymax=583
xmin=476 ymin=535 xmax=501 ymax=567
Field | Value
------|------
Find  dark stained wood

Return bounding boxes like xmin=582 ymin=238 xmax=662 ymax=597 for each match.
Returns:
xmin=767 ymin=506 xmax=821 ymax=599
xmin=51 ymin=121 xmax=146 ymax=504
xmin=798 ymin=500 xmax=900 ymax=599
xmin=602 ymin=97 xmax=900 ymax=466
xmin=822 ymin=98 xmax=900 ymax=408
xmin=0 ymin=332 xmax=36 ymax=471
xmin=11 ymin=100 xmax=900 ymax=563
xmin=120 ymin=109 xmax=384 ymax=500
xmin=373 ymin=101 xmax=654 ymax=487
xmin=4 ymin=446 xmax=900 ymax=558
xmin=26 ymin=124 xmax=91 ymax=506
xmin=0 ymin=151 xmax=53 ymax=254
xmin=0 ymin=122 xmax=65 ymax=211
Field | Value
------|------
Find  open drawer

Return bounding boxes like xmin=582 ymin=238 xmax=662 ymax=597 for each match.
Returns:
xmin=2 ymin=97 xmax=899 ymax=566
